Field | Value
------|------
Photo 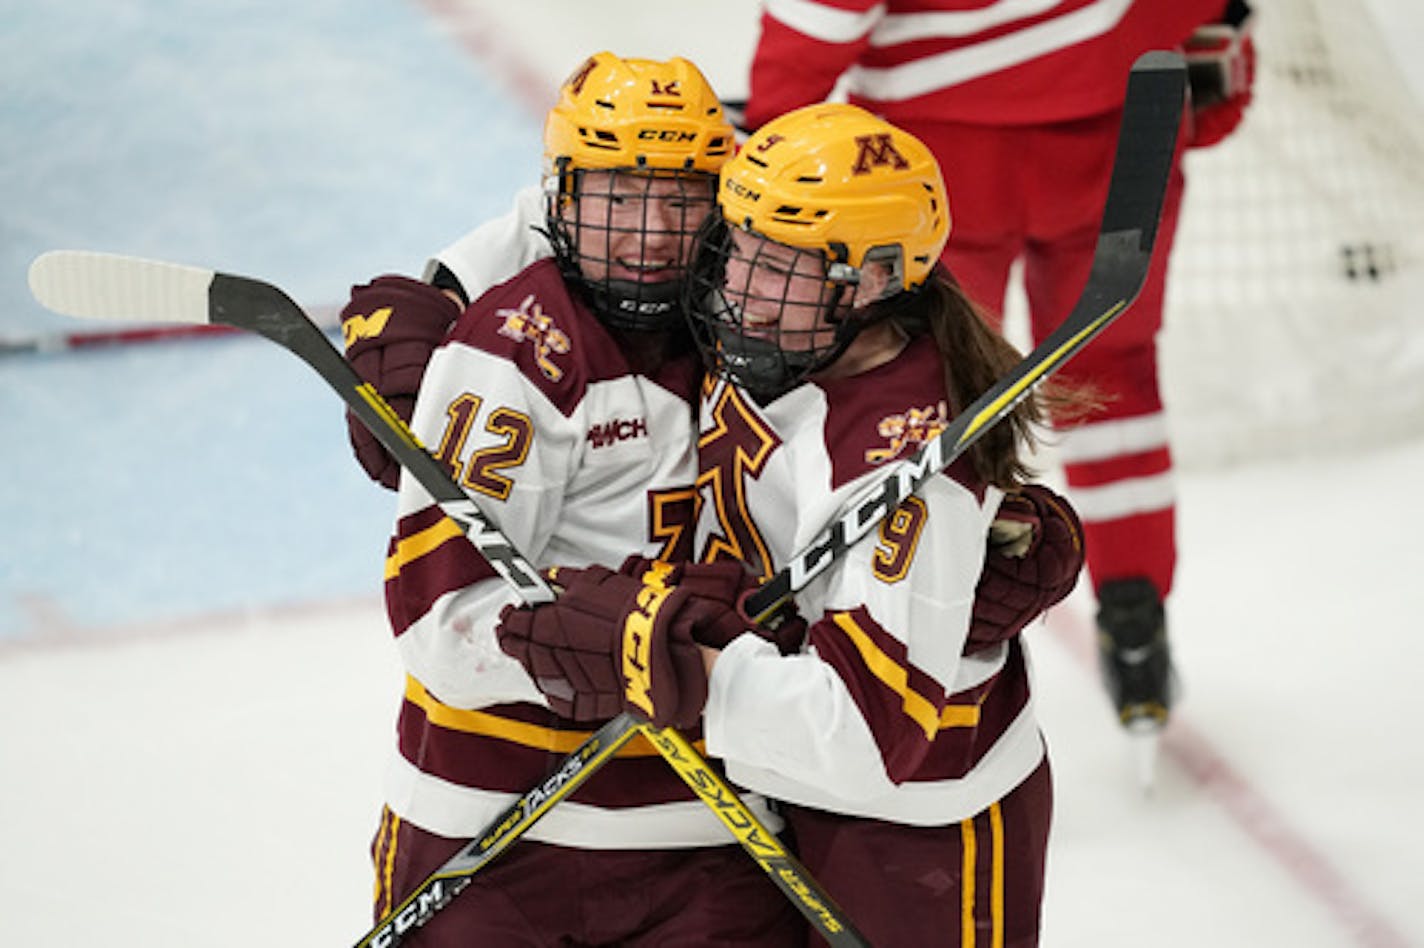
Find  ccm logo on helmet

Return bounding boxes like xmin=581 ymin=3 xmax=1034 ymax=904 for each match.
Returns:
xmin=638 ymin=129 xmax=698 ymax=143
xmin=725 ymin=178 xmax=761 ymax=202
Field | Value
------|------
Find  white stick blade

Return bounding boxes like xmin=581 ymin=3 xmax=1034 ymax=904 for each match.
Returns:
xmin=28 ymin=250 xmax=216 ymax=324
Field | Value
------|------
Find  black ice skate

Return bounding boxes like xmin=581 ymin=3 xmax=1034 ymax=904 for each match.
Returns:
xmin=1096 ymin=577 xmax=1175 ymax=725
xmin=1096 ymin=577 xmax=1176 ymax=788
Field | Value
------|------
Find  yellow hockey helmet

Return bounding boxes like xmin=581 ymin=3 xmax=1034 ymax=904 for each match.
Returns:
xmin=544 ymin=52 xmax=735 ymax=175
xmin=718 ymin=102 xmax=950 ymax=294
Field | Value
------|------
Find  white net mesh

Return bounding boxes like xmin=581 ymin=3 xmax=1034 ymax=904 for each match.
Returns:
xmin=1163 ymin=0 xmax=1424 ymax=468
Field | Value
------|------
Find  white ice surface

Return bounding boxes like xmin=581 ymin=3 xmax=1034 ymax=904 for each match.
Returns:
xmin=5 ymin=0 xmax=1424 ymax=944
xmin=3 ymin=437 xmax=1422 ymax=946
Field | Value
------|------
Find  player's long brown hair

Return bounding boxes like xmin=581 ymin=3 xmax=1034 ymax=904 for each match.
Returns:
xmin=886 ymin=266 xmax=1092 ymax=490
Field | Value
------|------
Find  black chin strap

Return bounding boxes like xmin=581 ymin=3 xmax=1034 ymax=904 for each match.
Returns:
xmin=591 ymin=278 xmax=682 ymax=332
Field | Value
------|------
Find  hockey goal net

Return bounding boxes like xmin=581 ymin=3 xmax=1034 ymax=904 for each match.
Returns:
xmin=1160 ymin=0 xmax=1424 ymax=468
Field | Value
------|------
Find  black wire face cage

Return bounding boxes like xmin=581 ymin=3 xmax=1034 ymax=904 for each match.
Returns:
xmin=546 ymin=163 xmax=718 ymax=333
xmin=684 ymin=213 xmax=862 ymax=401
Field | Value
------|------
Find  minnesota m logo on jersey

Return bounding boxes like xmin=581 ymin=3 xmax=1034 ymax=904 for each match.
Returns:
xmin=496 ymin=293 xmax=571 ymax=382
xmin=867 ymin=401 xmax=950 ymax=464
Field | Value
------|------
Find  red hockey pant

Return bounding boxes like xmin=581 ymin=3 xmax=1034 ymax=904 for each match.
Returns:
xmin=909 ymin=110 xmax=1186 ymax=597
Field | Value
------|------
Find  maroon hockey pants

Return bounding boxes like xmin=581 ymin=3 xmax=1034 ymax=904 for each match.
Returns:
xmin=787 ymin=757 xmax=1053 ymax=947
xmin=369 ymin=809 xmax=805 ymax=946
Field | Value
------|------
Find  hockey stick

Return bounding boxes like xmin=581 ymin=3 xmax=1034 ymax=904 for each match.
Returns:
xmin=27 ymin=252 xmax=869 ymax=946
xmin=743 ymin=49 xmax=1187 ymax=624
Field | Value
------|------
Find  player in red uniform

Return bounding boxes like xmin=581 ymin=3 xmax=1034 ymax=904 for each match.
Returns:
xmin=740 ymin=0 xmax=1256 ymax=735
xmin=495 ymin=103 xmax=1087 ymax=946
xmin=359 ymin=52 xmax=806 ymax=945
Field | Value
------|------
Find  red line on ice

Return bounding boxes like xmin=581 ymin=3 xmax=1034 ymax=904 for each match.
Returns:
xmin=1046 ymin=605 xmax=1410 ymax=948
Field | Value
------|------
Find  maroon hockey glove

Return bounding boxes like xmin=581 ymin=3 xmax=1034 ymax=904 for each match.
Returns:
xmin=341 ymin=275 xmax=461 ymax=489
xmin=1185 ymin=16 xmax=1255 ymax=148
xmin=496 ymin=564 xmax=734 ymax=729
xmin=968 ymin=485 xmax=1084 ymax=650
xmin=619 ymin=556 xmax=807 ymax=655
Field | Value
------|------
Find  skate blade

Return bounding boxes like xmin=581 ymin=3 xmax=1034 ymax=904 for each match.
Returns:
xmin=1124 ymin=717 xmax=1163 ymax=793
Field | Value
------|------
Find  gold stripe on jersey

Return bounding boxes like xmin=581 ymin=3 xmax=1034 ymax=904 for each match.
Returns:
xmin=384 ymin=517 xmax=464 ymax=581
xmin=941 ymin=702 xmax=981 ymax=729
xmin=830 ymin=612 xmax=982 ymax=739
xmin=403 ymin=675 xmax=699 ymax=758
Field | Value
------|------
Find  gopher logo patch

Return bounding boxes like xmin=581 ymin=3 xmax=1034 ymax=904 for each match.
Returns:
xmin=496 ymin=294 xmax=571 ymax=382
xmin=866 ymin=401 xmax=949 ymax=464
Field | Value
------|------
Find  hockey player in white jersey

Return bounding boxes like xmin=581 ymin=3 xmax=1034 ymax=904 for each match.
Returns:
xmin=494 ymin=103 xmax=1087 ymax=945
xmin=685 ymin=102 xmax=1068 ymax=945
xmin=359 ymin=52 xmax=807 ymax=945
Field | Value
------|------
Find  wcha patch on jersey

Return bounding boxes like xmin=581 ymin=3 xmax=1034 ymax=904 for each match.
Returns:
xmin=496 ymin=293 xmax=571 ymax=382
xmin=866 ymin=401 xmax=949 ymax=464
xmin=587 ymin=417 xmax=649 ymax=449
